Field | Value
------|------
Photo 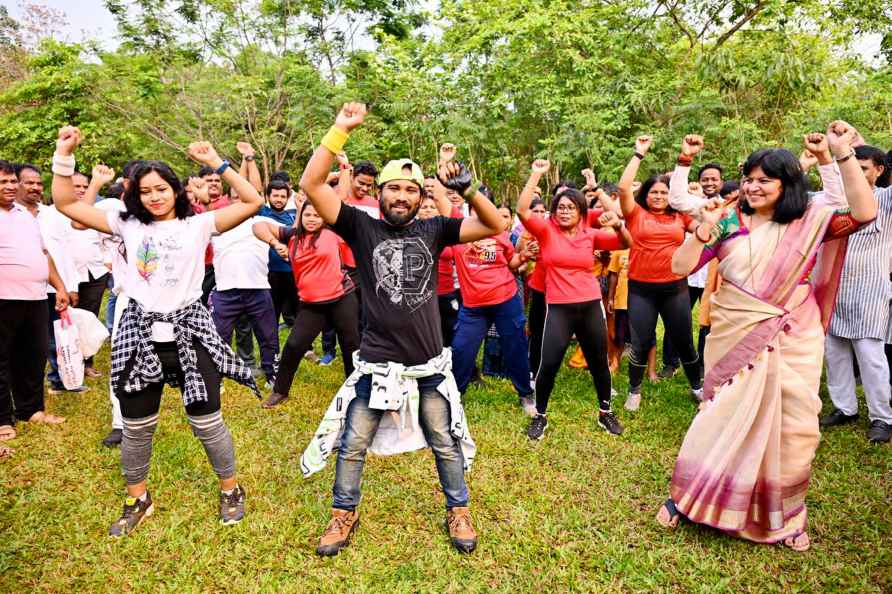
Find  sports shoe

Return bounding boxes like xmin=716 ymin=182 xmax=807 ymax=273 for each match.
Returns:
xmin=598 ymin=411 xmax=624 ymax=435
xmin=657 ymin=365 xmax=677 ymax=380
xmin=101 ymin=428 xmax=123 ymax=448
xmin=445 ymin=506 xmax=477 ymax=553
xmin=518 ymin=395 xmax=537 ymax=417
xmin=109 ymin=492 xmax=154 ymax=537
xmin=867 ymin=420 xmax=891 ymax=444
xmin=317 ymin=508 xmax=360 ymax=556
xmin=47 ymin=383 xmax=90 ymax=395
xmin=624 ymin=389 xmax=641 ymax=412
xmin=527 ymin=414 xmax=547 ymax=440
xmin=819 ymin=409 xmax=859 ymax=428
xmin=691 ymin=387 xmax=704 ymax=402
xmin=220 ymin=484 xmax=246 ymax=525
xmin=261 ymin=391 xmax=289 ymax=409
xmin=319 ymin=352 xmax=336 ymax=366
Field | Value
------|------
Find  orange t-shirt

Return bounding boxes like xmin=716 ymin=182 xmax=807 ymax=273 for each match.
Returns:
xmin=625 ymin=204 xmax=692 ymax=283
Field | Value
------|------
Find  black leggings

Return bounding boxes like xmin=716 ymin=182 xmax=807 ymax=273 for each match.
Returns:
xmin=535 ymin=300 xmax=612 ymax=414
xmin=274 ymin=292 xmax=360 ymax=395
xmin=628 ymin=279 xmax=700 ymax=391
xmin=528 ymin=289 xmax=546 ymax=378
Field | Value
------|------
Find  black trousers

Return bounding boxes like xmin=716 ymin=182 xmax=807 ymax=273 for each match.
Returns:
xmin=438 ymin=290 xmax=461 ymax=347
xmin=77 ymin=271 xmax=109 ymax=366
xmin=535 ymin=300 xmax=612 ymax=414
xmin=628 ymin=279 xmax=700 ymax=390
xmin=274 ymin=293 xmax=360 ymax=395
xmin=527 ymin=288 xmax=546 ymax=379
xmin=268 ymin=271 xmax=297 ymax=327
xmin=0 ymin=299 xmax=49 ymax=426
xmin=117 ymin=341 xmax=222 ymax=418
xmin=662 ymin=285 xmax=703 ymax=368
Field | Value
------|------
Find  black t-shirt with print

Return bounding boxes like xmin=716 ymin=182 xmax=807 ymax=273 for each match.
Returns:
xmin=333 ymin=203 xmax=463 ymax=365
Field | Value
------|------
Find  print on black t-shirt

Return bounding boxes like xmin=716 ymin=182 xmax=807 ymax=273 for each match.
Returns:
xmin=372 ymin=237 xmax=434 ymax=311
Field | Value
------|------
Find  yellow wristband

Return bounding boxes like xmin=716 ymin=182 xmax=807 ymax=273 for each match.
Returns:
xmin=320 ymin=126 xmax=349 ymax=155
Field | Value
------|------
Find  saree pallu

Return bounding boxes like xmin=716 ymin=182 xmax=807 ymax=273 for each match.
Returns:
xmin=669 ymin=202 xmax=851 ymax=543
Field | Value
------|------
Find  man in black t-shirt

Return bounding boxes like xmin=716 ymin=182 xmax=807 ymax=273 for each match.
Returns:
xmin=300 ymin=102 xmax=504 ymax=556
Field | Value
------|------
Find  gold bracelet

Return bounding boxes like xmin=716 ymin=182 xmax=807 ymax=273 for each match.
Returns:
xmin=320 ymin=126 xmax=350 ymax=155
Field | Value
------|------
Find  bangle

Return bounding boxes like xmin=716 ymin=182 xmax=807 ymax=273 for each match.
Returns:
xmin=633 ymin=152 xmax=646 ymax=161
xmin=834 ymin=149 xmax=855 ymax=163
xmin=52 ymin=153 xmax=76 ymax=177
xmin=677 ymin=154 xmax=694 ymax=167
xmin=694 ymin=225 xmax=712 ymax=243
xmin=215 ymin=160 xmax=230 ymax=175
xmin=339 ymin=163 xmax=351 ymax=171
xmin=245 ymin=155 xmax=255 ymax=162
xmin=320 ymin=126 xmax=350 ymax=155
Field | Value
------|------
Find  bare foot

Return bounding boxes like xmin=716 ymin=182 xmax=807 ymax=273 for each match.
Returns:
xmin=28 ymin=411 xmax=66 ymax=424
xmin=0 ymin=425 xmax=16 ymax=441
xmin=783 ymin=532 xmax=810 ymax=552
xmin=84 ymin=367 xmax=102 ymax=378
xmin=655 ymin=501 xmax=680 ymax=529
xmin=0 ymin=444 xmax=13 ymax=459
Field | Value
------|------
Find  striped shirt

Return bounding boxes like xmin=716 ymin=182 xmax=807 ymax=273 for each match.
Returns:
xmin=829 ymin=186 xmax=892 ymax=340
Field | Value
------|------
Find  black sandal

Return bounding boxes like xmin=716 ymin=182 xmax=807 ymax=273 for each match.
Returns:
xmin=656 ymin=498 xmax=681 ymax=529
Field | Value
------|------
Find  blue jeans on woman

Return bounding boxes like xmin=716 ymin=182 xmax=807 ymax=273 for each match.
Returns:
xmin=333 ymin=373 xmax=468 ymax=511
xmin=451 ymin=291 xmax=532 ymax=397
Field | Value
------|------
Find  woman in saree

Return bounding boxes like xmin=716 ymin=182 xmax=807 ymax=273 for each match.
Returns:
xmin=656 ymin=121 xmax=877 ymax=552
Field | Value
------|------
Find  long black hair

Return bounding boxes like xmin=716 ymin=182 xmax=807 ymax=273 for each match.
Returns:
xmin=295 ymin=199 xmax=324 ymax=251
xmin=634 ymin=174 xmax=672 ymax=212
xmin=120 ymin=160 xmax=193 ymax=224
xmin=739 ymin=149 xmax=808 ymax=224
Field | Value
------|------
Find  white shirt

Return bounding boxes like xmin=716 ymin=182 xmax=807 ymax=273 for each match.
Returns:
xmin=106 ymin=210 xmax=217 ymax=341
xmin=36 ymin=204 xmax=79 ymax=293
xmin=69 ymin=226 xmax=108 ymax=281
xmin=95 ymin=199 xmax=127 ymax=293
xmin=211 ymin=217 xmax=271 ymax=290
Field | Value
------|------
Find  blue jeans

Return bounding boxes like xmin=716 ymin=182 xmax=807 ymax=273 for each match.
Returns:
xmin=451 ymin=291 xmax=532 ymax=396
xmin=46 ymin=295 xmax=61 ymax=386
xmin=209 ymin=288 xmax=279 ymax=380
xmin=105 ymin=277 xmax=117 ymax=335
xmin=333 ymin=373 xmax=469 ymax=511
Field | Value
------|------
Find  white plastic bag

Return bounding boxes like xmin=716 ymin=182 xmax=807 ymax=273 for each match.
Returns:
xmin=67 ymin=307 xmax=109 ymax=358
xmin=53 ymin=309 xmax=84 ymax=389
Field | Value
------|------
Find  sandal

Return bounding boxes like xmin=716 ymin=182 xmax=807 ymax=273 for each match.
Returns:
xmin=656 ymin=498 xmax=681 ymax=529
xmin=783 ymin=532 xmax=810 ymax=552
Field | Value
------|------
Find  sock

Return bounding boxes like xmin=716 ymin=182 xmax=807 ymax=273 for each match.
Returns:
xmin=221 ymin=485 xmax=237 ymax=496
xmin=137 ymin=491 xmax=148 ymax=502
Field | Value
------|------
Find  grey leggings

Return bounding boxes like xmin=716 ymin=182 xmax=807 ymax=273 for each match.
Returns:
xmin=119 ymin=341 xmax=236 ymax=485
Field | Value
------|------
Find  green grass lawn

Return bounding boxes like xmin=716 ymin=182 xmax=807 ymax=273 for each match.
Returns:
xmin=1 ymin=332 xmax=890 ymax=593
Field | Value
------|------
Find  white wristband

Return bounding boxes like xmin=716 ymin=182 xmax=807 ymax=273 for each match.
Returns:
xmin=52 ymin=153 xmax=76 ymax=177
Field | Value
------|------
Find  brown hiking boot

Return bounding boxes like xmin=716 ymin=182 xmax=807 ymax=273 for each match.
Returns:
xmin=445 ymin=506 xmax=477 ymax=553
xmin=261 ymin=391 xmax=289 ymax=409
xmin=316 ymin=508 xmax=359 ymax=556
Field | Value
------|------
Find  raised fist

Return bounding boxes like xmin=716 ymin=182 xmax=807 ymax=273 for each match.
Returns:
xmin=438 ymin=161 xmax=473 ymax=197
xmin=698 ymin=197 xmax=725 ymax=226
xmin=335 ymin=152 xmax=350 ymax=167
xmin=531 ymin=159 xmax=551 ymax=175
xmin=236 ymin=142 xmax=256 ymax=158
xmin=634 ymin=135 xmax=653 ymax=156
xmin=681 ymin=134 xmax=705 ymax=158
xmin=799 ymin=149 xmax=818 ymax=173
xmin=803 ymin=132 xmax=829 ymax=157
xmin=187 ymin=141 xmax=223 ymax=167
xmin=334 ymin=102 xmax=368 ymax=132
xmin=827 ymin=120 xmax=857 ymax=158
xmin=581 ymin=168 xmax=596 ymax=184
xmin=688 ymin=181 xmax=704 ymax=197
xmin=56 ymin=125 xmax=82 ymax=156
xmin=598 ymin=210 xmax=622 ymax=229
xmin=92 ymin=164 xmax=116 ymax=186
xmin=187 ymin=176 xmax=209 ymax=204
xmin=439 ymin=143 xmax=457 ymax=164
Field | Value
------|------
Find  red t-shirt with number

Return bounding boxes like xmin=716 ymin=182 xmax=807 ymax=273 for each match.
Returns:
xmin=452 ymin=232 xmax=517 ymax=307
xmin=625 ymin=204 xmax=693 ymax=283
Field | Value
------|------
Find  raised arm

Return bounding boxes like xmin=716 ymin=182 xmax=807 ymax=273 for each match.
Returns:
xmin=187 ymin=142 xmax=263 ymax=233
xmin=335 ymin=152 xmax=352 ymax=202
xmin=236 ymin=142 xmax=263 ymax=193
xmin=671 ymin=198 xmax=724 ymax=276
xmin=827 ymin=120 xmax=878 ymax=223
xmin=599 ymin=211 xmax=632 ymax=249
xmin=436 ymin=161 xmax=503 ymax=243
xmin=83 ymin=164 xmax=116 ymax=206
xmin=51 ymin=126 xmax=114 ymax=234
xmin=300 ymin=102 xmax=367 ymax=225
xmin=433 ymin=144 xmax=458 ymax=216
xmin=517 ymin=159 xmax=550 ymax=222
xmin=669 ymin=135 xmax=709 ymax=216
xmin=804 ymin=133 xmax=846 ymax=209
xmin=618 ymin=135 xmax=652 ymax=217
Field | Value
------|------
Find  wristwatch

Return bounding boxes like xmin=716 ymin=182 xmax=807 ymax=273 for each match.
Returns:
xmin=215 ymin=160 xmax=231 ymax=175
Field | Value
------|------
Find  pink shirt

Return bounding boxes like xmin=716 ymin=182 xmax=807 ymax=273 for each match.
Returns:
xmin=0 ymin=203 xmax=48 ymax=300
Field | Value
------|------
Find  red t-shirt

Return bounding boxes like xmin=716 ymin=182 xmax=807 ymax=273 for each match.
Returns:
xmin=522 ymin=216 xmax=621 ymax=304
xmin=279 ymin=227 xmax=353 ymax=302
xmin=193 ymin=198 xmax=231 ymax=266
xmin=452 ymin=232 xmax=517 ymax=307
xmin=438 ymin=246 xmax=456 ymax=296
xmin=625 ymin=204 xmax=693 ymax=283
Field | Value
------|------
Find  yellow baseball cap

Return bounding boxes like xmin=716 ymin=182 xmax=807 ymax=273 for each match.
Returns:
xmin=377 ymin=158 xmax=424 ymax=188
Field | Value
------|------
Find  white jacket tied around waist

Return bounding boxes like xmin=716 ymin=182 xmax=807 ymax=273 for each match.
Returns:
xmin=300 ymin=349 xmax=476 ymax=477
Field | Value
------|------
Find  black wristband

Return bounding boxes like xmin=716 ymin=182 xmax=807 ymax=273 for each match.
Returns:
xmin=634 ymin=152 xmax=646 ymax=161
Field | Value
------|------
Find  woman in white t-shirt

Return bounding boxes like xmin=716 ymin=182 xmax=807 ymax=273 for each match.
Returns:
xmin=50 ymin=126 xmax=264 ymax=537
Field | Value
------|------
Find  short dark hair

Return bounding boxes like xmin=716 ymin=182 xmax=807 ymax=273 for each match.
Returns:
xmin=697 ymin=163 xmax=724 ymax=179
xmin=120 ymin=160 xmax=194 ymax=224
xmin=600 ymin=182 xmax=619 ymax=196
xmin=635 ymin=175 xmax=672 ymax=212
xmin=550 ymin=188 xmax=588 ymax=222
xmin=740 ymin=148 xmax=808 ymax=224
xmin=855 ymin=145 xmax=889 ymax=188
xmin=14 ymin=163 xmax=40 ymax=179
xmin=353 ymin=160 xmax=378 ymax=178
xmin=551 ymin=179 xmax=578 ymax=196
xmin=106 ymin=182 xmax=125 ymax=199
xmin=719 ymin=180 xmax=739 ymax=198
xmin=122 ymin=160 xmax=144 ymax=178
xmin=72 ymin=170 xmax=89 ymax=181
xmin=266 ymin=179 xmax=290 ymax=196
xmin=530 ymin=197 xmax=547 ymax=211
xmin=198 ymin=165 xmax=217 ymax=178
xmin=497 ymin=202 xmax=513 ymax=216
xmin=0 ymin=159 xmax=15 ymax=175
xmin=270 ymin=170 xmax=290 ymax=184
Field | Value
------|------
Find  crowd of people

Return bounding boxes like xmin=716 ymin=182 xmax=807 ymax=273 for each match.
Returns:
xmin=1 ymin=102 xmax=890 ymax=557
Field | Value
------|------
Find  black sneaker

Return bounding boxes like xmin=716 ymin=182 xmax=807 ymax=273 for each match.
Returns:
xmin=109 ymin=492 xmax=154 ymax=537
xmin=527 ymin=414 xmax=547 ymax=440
xmin=657 ymin=365 xmax=677 ymax=380
xmin=819 ymin=409 xmax=859 ymax=428
xmin=101 ymin=428 xmax=123 ymax=448
xmin=220 ymin=484 xmax=246 ymax=525
xmin=598 ymin=411 xmax=624 ymax=436
xmin=867 ymin=420 xmax=891 ymax=444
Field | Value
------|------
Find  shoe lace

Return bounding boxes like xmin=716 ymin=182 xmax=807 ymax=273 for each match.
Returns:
xmin=323 ymin=515 xmax=350 ymax=536
xmin=223 ymin=488 xmax=242 ymax=508
xmin=448 ymin=512 xmax=472 ymax=533
xmin=601 ymin=412 xmax=618 ymax=426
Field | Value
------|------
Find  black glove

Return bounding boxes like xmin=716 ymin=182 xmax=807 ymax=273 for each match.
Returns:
xmin=438 ymin=162 xmax=473 ymax=197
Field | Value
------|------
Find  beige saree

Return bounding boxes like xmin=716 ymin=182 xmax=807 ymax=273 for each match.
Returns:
xmin=668 ymin=203 xmax=858 ymax=543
